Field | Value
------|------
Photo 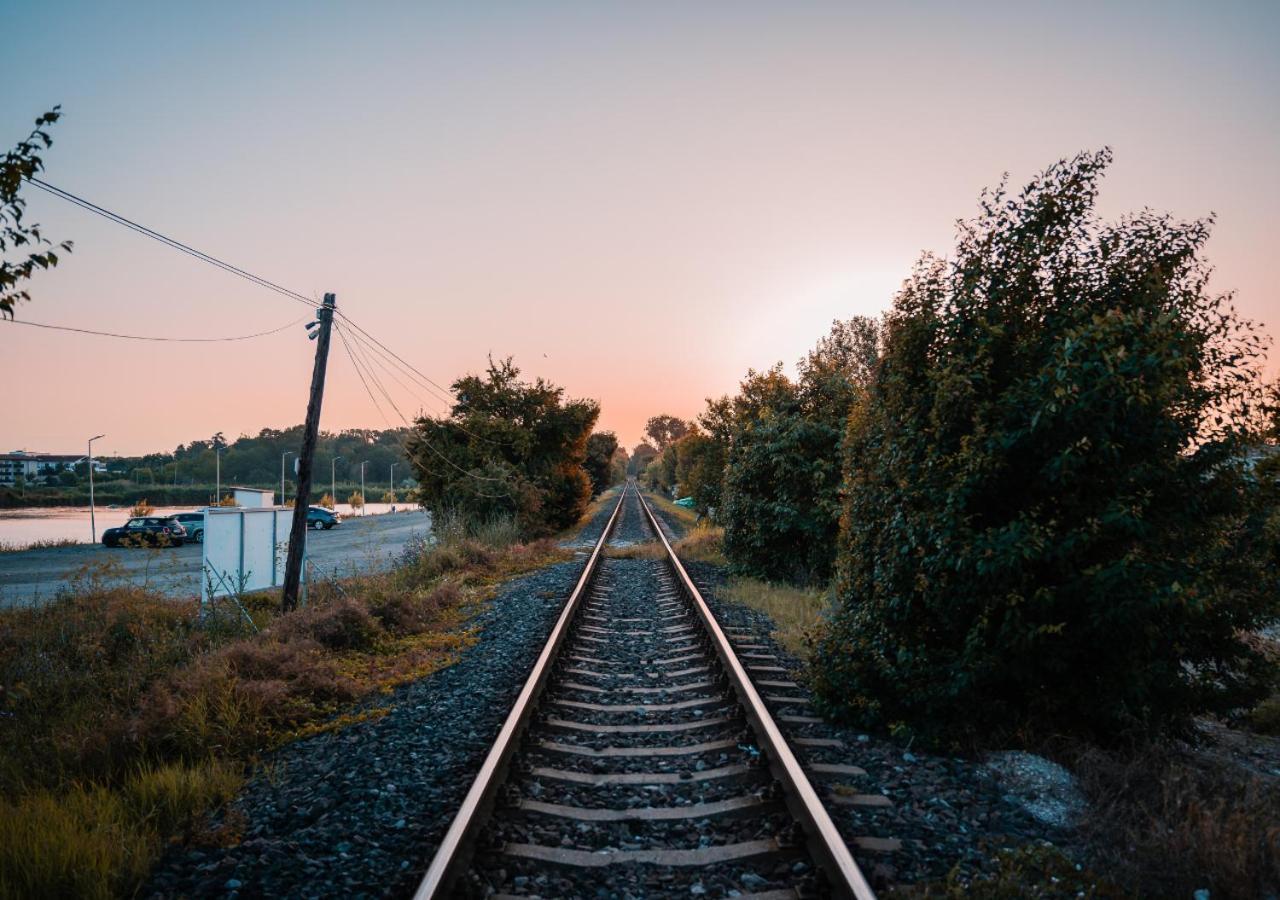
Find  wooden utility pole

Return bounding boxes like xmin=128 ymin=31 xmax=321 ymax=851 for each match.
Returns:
xmin=281 ymin=293 xmax=336 ymax=611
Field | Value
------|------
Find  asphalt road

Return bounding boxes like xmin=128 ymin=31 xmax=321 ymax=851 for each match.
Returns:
xmin=0 ymin=510 xmax=432 ymax=608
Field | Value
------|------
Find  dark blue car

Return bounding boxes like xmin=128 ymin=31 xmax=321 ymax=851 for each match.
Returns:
xmin=307 ymin=506 xmax=340 ymax=530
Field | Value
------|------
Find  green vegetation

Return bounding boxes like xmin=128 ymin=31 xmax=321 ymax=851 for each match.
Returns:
xmin=811 ymin=149 xmax=1277 ymax=747
xmin=1 ymin=106 xmax=72 ymax=319
xmin=722 ymin=577 xmax=826 ymax=660
xmin=0 ymin=530 xmax=568 ymax=897
xmin=641 ymin=317 xmax=877 ymax=585
xmin=408 ymin=356 xmax=600 ymax=537
xmin=583 ymin=431 xmax=621 ymax=496
xmin=644 ymin=414 xmax=690 ymax=450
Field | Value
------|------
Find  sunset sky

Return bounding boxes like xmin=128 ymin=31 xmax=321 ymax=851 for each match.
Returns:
xmin=3 ymin=1 xmax=1277 ymax=457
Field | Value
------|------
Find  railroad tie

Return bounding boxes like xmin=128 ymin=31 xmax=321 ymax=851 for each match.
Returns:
xmin=529 ymin=763 xmax=757 ymax=785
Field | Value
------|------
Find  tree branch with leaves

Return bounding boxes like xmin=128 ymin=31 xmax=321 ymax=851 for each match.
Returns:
xmin=1 ymin=107 xmax=72 ymax=319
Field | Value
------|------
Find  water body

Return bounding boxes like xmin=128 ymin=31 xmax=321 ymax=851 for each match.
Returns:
xmin=0 ymin=503 xmax=404 ymax=548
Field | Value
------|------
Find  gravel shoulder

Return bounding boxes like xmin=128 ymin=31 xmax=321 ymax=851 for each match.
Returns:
xmin=0 ymin=510 xmax=431 ymax=608
xmin=145 ymin=500 xmax=619 ymax=899
xmin=677 ymin=563 xmax=1065 ymax=892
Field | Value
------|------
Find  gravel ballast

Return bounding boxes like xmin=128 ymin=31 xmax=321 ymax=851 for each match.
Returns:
xmin=644 ymin=495 xmax=1072 ymax=892
xmin=145 ymin=497 xmax=624 ymax=899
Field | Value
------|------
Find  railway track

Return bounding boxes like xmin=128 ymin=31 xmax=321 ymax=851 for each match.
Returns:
xmin=414 ymin=484 xmax=881 ymax=899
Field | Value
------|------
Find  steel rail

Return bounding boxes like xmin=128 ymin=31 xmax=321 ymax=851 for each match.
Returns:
xmin=635 ymin=489 xmax=878 ymax=900
xmin=413 ymin=485 xmax=629 ymax=899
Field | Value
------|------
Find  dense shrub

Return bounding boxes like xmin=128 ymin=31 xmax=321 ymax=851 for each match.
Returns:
xmin=718 ymin=317 xmax=880 ymax=585
xmin=583 ymin=431 xmax=620 ymax=496
xmin=812 ymin=150 xmax=1276 ymax=746
xmin=407 ymin=357 xmax=599 ymax=537
xmin=628 ymin=441 xmax=658 ymax=476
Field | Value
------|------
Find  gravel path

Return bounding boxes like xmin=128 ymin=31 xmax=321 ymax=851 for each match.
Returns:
xmin=465 ymin=505 xmax=824 ymax=898
xmin=145 ymin=498 xmax=622 ymax=899
xmin=680 ymin=559 xmax=1067 ymax=892
xmin=633 ymin=489 xmax=1067 ymax=888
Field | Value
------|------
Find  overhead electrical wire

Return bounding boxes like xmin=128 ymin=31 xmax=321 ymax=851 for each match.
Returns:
xmin=336 ymin=322 xmax=510 ymax=495
xmin=27 ymin=175 xmax=510 ymax=474
xmin=28 ymin=177 xmax=321 ymax=311
xmin=341 ymin=323 xmax=510 ymax=448
xmin=336 ymin=322 xmax=389 ymax=427
xmin=335 ymin=310 xmax=457 ymax=401
xmin=2 ymin=315 xmax=306 ymax=342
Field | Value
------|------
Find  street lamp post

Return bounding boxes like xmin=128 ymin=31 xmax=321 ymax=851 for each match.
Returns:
xmin=331 ymin=456 xmax=342 ymax=506
xmin=88 ymin=434 xmax=105 ymax=543
xmin=360 ymin=461 xmax=367 ymax=515
xmin=281 ymin=451 xmax=295 ymax=506
xmin=389 ymin=463 xmax=396 ymax=498
xmin=215 ymin=447 xmax=221 ymax=505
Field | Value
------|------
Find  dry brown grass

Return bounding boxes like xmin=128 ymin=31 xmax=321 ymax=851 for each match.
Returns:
xmin=1071 ymin=742 xmax=1280 ymax=898
xmin=721 ymin=577 xmax=828 ymax=660
xmin=674 ymin=526 xmax=726 ymax=565
xmin=641 ymin=489 xmax=700 ymax=530
xmin=603 ymin=541 xmax=666 ymax=559
xmin=0 ymin=537 xmax=83 ymax=553
xmin=0 ymin=531 xmax=569 ymax=898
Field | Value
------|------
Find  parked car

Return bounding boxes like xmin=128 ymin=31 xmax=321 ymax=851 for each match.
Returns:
xmin=102 ymin=516 xmax=186 ymax=548
xmin=173 ymin=511 xmax=205 ymax=543
xmin=307 ymin=506 xmax=340 ymax=530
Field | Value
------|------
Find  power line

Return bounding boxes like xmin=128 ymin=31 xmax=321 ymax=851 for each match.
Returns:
xmin=27 ymin=177 xmax=498 ymax=454
xmin=336 ymin=310 xmax=457 ymax=400
xmin=336 ymin=322 xmax=389 ymax=427
xmin=339 ymin=317 xmax=456 ymax=409
xmin=337 ymin=322 xmax=509 ymax=492
xmin=27 ymin=177 xmax=320 ymax=311
xmin=341 ymin=325 xmax=509 ymax=447
xmin=347 ymin=324 xmax=411 ymax=424
xmin=2 ymin=315 xmax=305 ymax=342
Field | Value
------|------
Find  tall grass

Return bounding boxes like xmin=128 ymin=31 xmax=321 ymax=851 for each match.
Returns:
xmin=722 ymin=577 xmax=829 ymax=659
xmin=0 ymin=537 xmax=82 ymax=553
xmin=0 ymin=524 xmax=568 ymax=897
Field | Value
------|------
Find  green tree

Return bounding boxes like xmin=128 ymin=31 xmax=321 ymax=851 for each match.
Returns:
xmin=407 ymin=357 xmax=599 ymax=536
xmin=629 ymin=442 xmax=658 ymax=476
xmin=1 ymin=107 xmax=72 ymax=318
xmin=812 ymin=150 xmax=1275 ymax=747
xmin=644 ymin=414 xmax=690 ymax=450
xmin=583 ymin=431 xmax=620 ymax=496
xmin=718 ymin=317 xmax=880 ymax=585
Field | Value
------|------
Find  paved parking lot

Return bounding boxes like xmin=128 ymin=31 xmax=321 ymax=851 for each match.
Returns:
xmin=0 ymin=510 xmax=431 ymax=608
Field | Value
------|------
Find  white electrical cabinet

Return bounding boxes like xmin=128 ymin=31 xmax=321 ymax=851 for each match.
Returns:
xmin=201 ymin=506 xmax=298 ymax=602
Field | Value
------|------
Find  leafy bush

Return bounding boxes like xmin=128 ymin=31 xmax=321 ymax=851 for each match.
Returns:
xmin=812 ymin=150 xmax=1276 ymax=746
xmin=671 ymin=431 xmax=723 ymax=515
xmin=408 ymin=357 xmax=598 ymax=537
xmin=717 ymin=317 xmax=880 ymax=585
xmin=583 ymin=431 xmax=620 ymax=496
xmin=1 ymin=106 xmax=72 ymax=319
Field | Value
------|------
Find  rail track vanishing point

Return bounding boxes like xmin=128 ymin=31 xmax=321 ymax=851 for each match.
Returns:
xmin=415 ymin=483 xmax=884 ymax=899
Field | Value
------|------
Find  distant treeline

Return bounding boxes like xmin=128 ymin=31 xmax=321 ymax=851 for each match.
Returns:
xmin=5 ymin=427 xmax=415 ymax=508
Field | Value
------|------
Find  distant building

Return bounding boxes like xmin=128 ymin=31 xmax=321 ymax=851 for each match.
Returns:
xmin=231 ymin=486 xmax=275 ymax=508
xmin=0 ymin=451 xmax=105 ymax=486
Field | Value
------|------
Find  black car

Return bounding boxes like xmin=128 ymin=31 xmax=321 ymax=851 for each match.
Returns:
xmin=102 ymin=516 xmax=187 ymax=548
xmin=172 ymin=511 xmax=205 ymax=542
xmin=307 ymin=506 xmax=340 ymax=530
